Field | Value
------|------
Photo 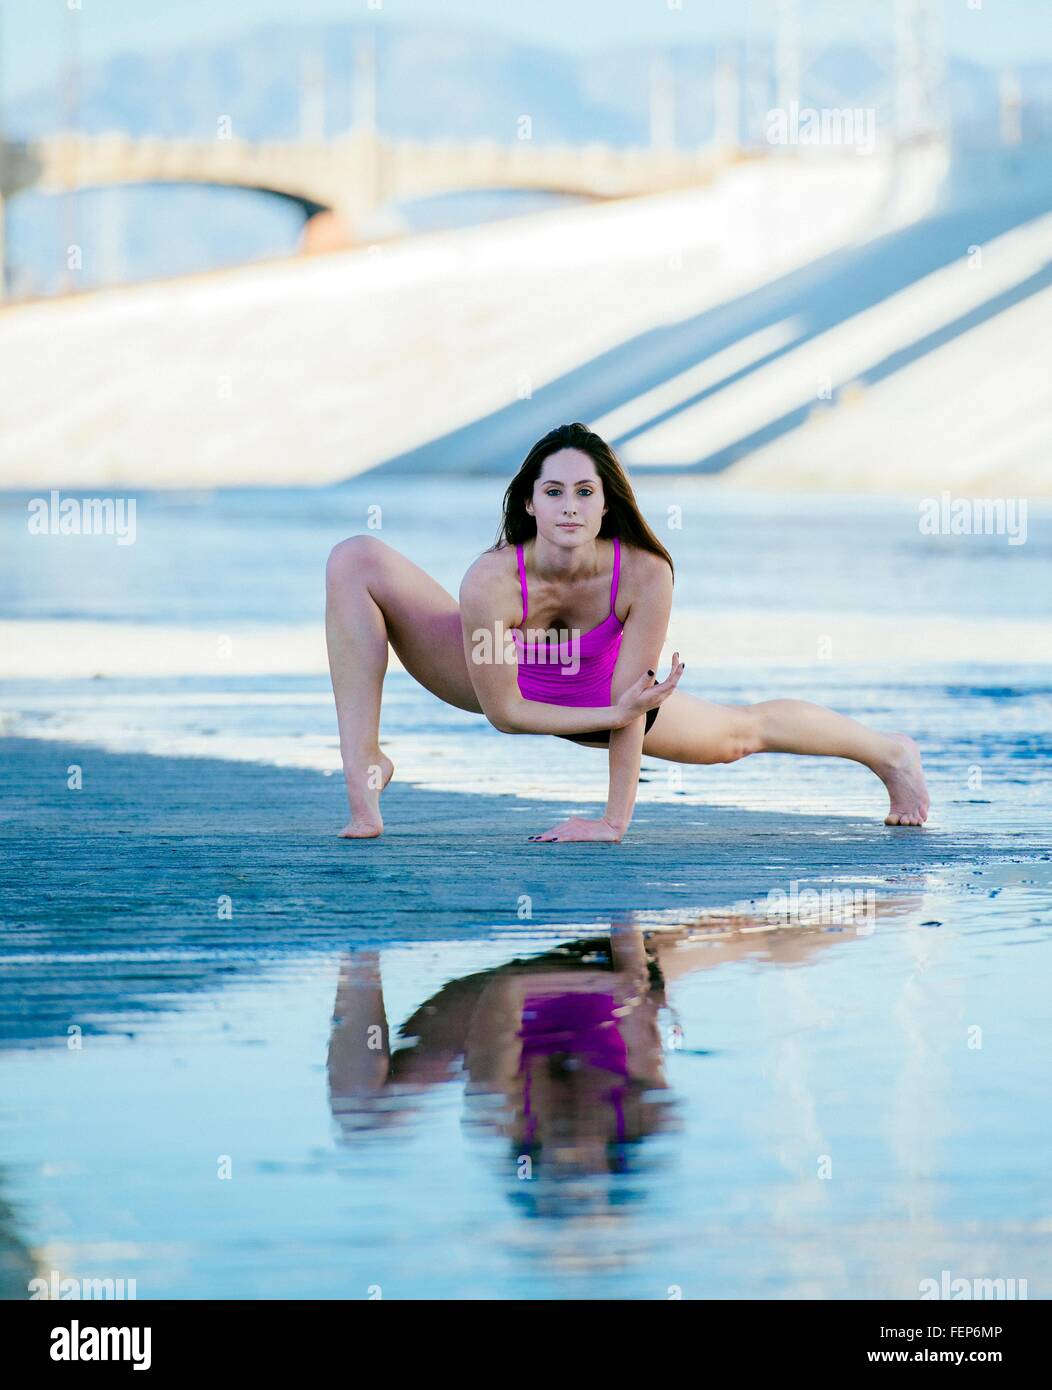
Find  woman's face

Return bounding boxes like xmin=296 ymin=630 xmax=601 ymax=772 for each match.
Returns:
xmin=526 ymin=449 xmax=607 ymax=546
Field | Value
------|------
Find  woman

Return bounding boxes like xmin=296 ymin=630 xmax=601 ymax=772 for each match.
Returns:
xmin=325 ymin=421 xmax=929 ymax=840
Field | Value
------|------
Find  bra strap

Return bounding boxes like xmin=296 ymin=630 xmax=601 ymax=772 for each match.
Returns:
xmin=516 ymin=542 xmax=529 ymax=622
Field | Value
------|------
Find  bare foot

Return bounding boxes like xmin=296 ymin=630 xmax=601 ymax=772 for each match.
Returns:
xmin=877 ymin=733 xmax=930 ymax=826
xmin=338 ymin=750 xmax=395 ymax=839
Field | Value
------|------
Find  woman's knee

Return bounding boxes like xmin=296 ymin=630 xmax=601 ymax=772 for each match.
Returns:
xmin=326 ymin=534 xmax=388 ymax=591
xmin=720 ymin=705 xmax=765 ymax=762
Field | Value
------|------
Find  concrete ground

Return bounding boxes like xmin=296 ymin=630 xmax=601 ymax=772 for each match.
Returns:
xmin=0 ymin=734 xmax=1002 ymax=1048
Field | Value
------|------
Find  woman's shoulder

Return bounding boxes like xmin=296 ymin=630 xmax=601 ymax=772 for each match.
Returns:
xmin=460 ymin=542 xmax=520 ymax=610
xmin=616 ymin=538 xmax=673 ymax=615
xmin=464 ymin=540 xmax=517 ymax=580
xmin=617 ymin=538 xmax=671 ymax=584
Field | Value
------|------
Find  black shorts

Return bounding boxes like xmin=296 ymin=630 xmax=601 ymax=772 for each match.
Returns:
xmin=555 ymin=705 xmax=660 ymax=748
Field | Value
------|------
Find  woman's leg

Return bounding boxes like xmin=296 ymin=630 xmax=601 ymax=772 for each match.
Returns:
xmin=641 ymin=689 xmax=929 ymax=825
xmin=325 ymin=534 xmax=483 ymax=837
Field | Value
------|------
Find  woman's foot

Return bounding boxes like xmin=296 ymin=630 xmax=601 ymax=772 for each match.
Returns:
xmin=876 ymin=733 xmax=930 ymax=826
xmin=338 ymin=750 xmax=395 ymax=839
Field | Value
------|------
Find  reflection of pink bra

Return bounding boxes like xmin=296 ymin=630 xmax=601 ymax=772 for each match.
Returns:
xmin=517 ymin=991 xmax=630 ymax=1143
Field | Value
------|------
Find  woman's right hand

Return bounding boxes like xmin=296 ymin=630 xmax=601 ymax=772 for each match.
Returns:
xmin=614 ymin=652 xmax=684 ymax=727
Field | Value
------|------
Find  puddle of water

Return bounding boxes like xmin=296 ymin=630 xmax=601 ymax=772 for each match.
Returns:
xmin=3 ymin=871 xmax=1050 ymax=1300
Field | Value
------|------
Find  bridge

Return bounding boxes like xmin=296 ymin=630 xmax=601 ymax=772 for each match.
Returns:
xmin=0 ymin=130 xmax=739 ymax=295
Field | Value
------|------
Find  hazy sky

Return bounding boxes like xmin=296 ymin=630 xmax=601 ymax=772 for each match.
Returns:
xmin=3 ymin=0 xmax=1049 ymax=103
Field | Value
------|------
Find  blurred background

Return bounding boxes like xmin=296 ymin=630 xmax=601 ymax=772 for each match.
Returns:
xmin=1 ymin=0 xmax=1050 ymax=788
xmin=0 ymin=0 xmax=1049 ymax=491
xmin=3 ymin=3 xmax=1052 ymax=1303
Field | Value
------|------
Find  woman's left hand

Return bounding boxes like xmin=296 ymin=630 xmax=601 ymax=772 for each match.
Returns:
xmin=528 ymin=816 xmax=625 ymax=843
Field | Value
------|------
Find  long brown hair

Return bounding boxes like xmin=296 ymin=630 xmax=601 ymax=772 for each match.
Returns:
xmin=487 ymin=422 xmax=674 ymax=580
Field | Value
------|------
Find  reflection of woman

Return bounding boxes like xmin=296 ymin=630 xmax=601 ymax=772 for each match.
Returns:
xmin=325 ymin=420 xmax=930 ymax=840
xmin=460 ymin=929 xmax=674 ymax=1174
xmin=326 ymin=929 xmax=675 ymax=1171
xmin=326 ymin=900 xmax=918 ymax=1178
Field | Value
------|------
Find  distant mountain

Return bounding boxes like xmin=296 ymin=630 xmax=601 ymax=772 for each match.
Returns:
xmin=3 ymin=18 xmax=1050 ymax=298
xmin=6 ymin=20 xmax=648 ymax=144
xmin=8 ymin=18 xmax=1051 ymax=145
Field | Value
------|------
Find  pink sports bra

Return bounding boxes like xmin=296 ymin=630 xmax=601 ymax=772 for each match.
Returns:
xmin=511 ymin=536 xmax=624 ymax=707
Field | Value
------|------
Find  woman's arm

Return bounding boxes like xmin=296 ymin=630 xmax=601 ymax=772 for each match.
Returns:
xmin=458 ymin=559 xmax=672 ymax=737
xmin=527 ymin=554 xmax=680 ymax=843
xmin=604 ymin=718 xmax=647 ymax=835
xmin=604 ymin=556 xmax=675 ymax=834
